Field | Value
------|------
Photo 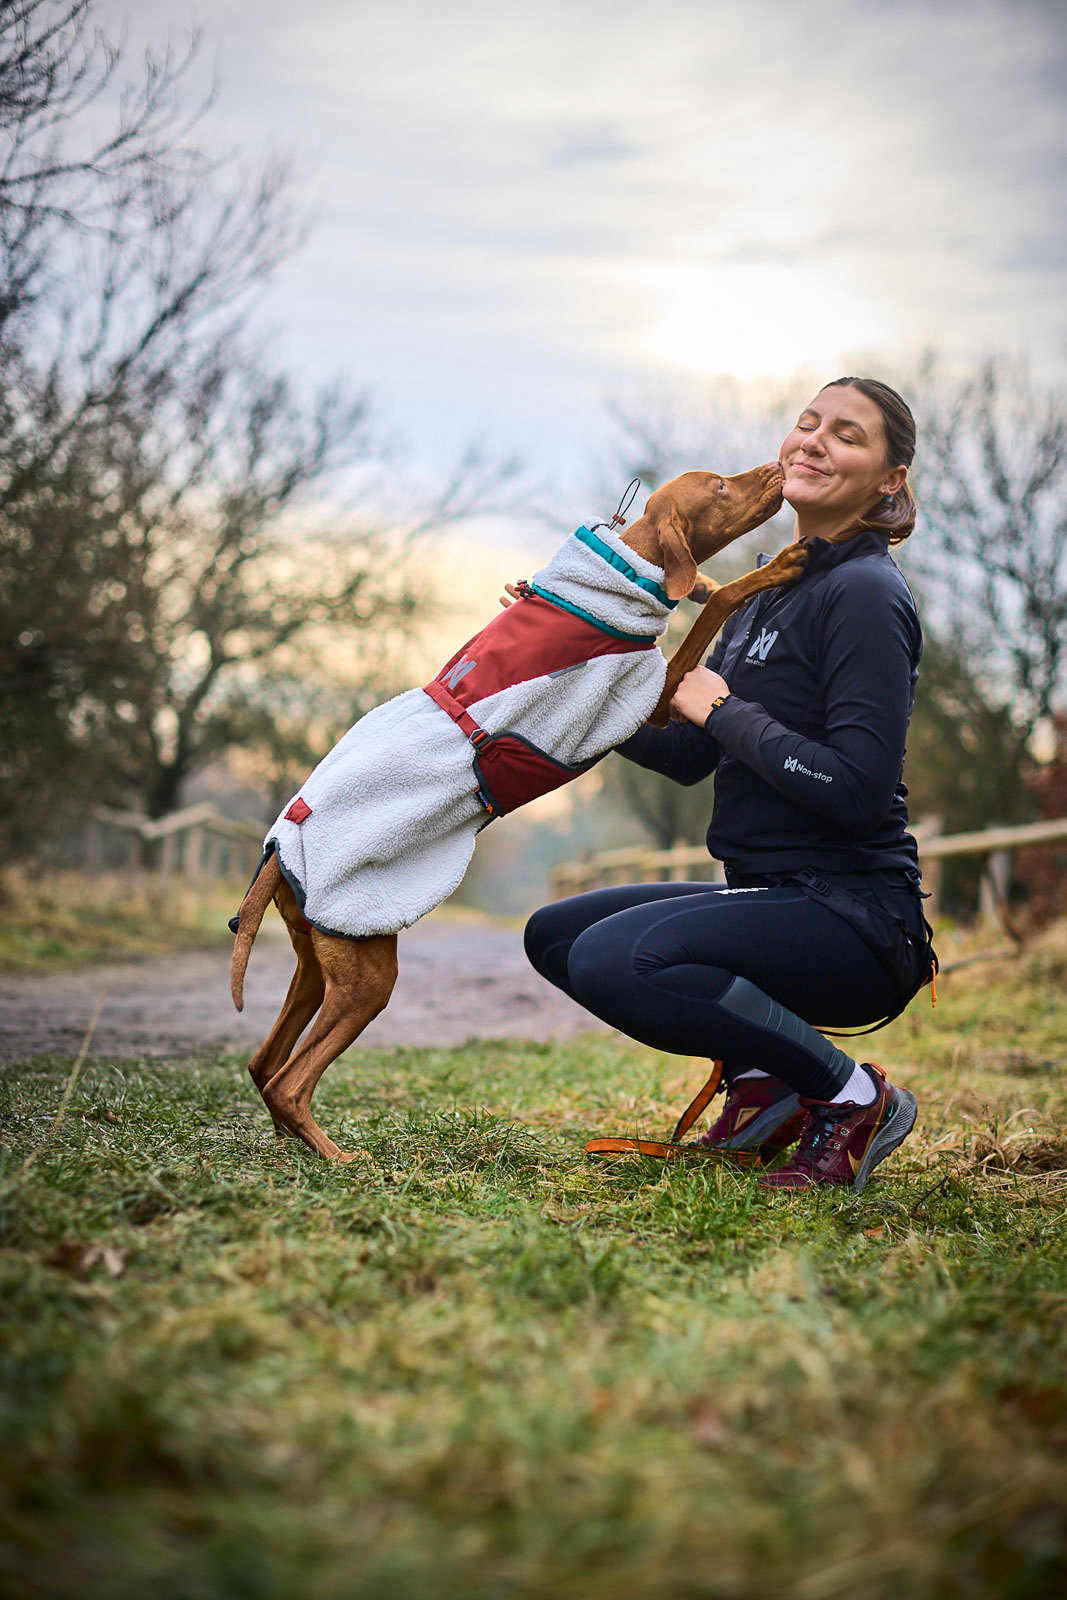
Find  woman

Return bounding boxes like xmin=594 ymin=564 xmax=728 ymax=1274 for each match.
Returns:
xmin=524 ymin=377 xmax=937 ymax=1191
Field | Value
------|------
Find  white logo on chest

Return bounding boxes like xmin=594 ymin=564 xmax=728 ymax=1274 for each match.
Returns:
xmin=746 ymin=627 xmax=779 ymax=663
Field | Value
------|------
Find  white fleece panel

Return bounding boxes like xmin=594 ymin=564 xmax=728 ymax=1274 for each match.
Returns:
xmin=529 ymin=523 xmax=675 ymax=638
xmin=267 ymin=529 xmax=672 ymax=939
xmin=471 ymin=648 xmax=665 ymax=765
xmin=269 ymin=689 xmax=484 ymax=939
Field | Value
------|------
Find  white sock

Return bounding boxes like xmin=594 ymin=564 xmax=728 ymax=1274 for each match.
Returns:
xmin=735 ymin=1068 xmax=771 ymax=1081
xmin=830 ymin=1063 xmax=877 ymax=1106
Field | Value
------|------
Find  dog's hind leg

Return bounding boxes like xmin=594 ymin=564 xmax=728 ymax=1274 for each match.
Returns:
xmin=243 ymin=877 xmax=326 ymax=1137
xmin=247 ymin=925 xmax=326 ymax=1136
xmin=261 ymin=930 xmax=399 ymax=1161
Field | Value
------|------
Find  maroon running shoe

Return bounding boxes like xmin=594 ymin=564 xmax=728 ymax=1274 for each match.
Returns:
xmin=760 ymin=1064 xmax=917 ymax=1191
xmin=694 ymin=1073 xmax=806 ymax=1156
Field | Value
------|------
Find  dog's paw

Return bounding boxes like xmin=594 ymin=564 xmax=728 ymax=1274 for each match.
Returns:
xmin=763 ymin=543 xmax=809 ymax=583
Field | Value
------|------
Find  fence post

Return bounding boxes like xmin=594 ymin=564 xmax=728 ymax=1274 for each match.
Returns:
xmin=979 ymin=848 xmax=1012 ymax=923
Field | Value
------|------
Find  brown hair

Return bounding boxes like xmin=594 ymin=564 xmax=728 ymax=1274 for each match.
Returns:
xmin=822 ymin=376 xmax=917 ymax=544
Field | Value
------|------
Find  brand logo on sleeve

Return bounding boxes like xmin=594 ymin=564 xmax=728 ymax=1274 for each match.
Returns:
xmin=783 ymin=755 xmax=832 ymax=783
xmin=745 ymin=627 xmax=779 ymax=663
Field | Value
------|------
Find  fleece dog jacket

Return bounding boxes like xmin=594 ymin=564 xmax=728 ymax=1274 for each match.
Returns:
xmin=265 ymin=523 xmax=675 ymax=938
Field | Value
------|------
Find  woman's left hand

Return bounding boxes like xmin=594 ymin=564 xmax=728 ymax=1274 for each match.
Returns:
xmin=669 ymin=666 xmax=731 ymax=725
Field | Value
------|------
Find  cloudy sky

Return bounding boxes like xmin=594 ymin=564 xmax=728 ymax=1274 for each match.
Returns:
xmin=98 ymin=0 xmax=1065 ymax=489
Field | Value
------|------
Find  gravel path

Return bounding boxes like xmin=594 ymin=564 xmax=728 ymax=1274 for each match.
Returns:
xmin=0 ymin=913 xmax=608 ymax=1062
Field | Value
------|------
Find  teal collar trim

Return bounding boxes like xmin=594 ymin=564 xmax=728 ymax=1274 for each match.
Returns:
xmin=529 ymin=582 xmax=658 ymax=643
xmin=575 ymin=524 xmax=677 ymax=610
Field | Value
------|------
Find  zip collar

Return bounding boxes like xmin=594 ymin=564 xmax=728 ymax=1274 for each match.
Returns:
xmin=757 ymin=527 xmax=892 ymax=572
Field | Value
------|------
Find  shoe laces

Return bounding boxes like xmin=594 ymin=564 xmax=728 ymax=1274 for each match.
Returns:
xmin=787 ymin=1104 xmax=845 ymax=1173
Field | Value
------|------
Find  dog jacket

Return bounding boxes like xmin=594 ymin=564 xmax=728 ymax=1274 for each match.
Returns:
xmin=266 ymin=523 xmax=676 ymax=939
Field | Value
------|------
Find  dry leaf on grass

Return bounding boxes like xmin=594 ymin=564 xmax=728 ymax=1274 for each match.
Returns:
xmin=49 ymin=1242 xmax=126 ymax=1278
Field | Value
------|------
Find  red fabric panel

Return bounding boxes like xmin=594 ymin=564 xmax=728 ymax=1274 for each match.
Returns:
xmin=473 ymin=735 xmax=594 ymax=816
xmin=285 ymin=797 xmax=312 ymax=823
xmin=422 ymin=592 xmax=653 ymax=816
xmin=432 ymin=592 xmax=652 ymax=709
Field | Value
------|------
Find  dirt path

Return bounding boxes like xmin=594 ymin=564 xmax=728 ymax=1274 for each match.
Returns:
xmin=0 ymin=911 xmax=608 ymax=1062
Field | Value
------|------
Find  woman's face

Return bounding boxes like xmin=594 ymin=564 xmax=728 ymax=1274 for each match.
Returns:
xmin=779 ymin=386 xmax=907 ymax=527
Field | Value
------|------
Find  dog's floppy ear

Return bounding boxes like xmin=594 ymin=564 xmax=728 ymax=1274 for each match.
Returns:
xmin=654 ymin=505 xmax=698 ymax=600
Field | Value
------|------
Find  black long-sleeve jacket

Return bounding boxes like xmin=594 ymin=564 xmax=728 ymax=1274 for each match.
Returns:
xmin=616 ymin=528 xmax=923 ymax=875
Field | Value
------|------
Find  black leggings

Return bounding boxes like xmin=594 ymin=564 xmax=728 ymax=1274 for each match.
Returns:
xmin=524 ymin=879 xmax=926 ymax=1100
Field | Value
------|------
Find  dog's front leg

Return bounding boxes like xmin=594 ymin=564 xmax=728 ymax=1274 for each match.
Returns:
xmin=649 ymin=543 xmax=809 ymax=726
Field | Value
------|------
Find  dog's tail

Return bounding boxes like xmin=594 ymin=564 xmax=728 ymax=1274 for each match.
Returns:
xmin=230 ymin=851 xmax=282 ymax=1012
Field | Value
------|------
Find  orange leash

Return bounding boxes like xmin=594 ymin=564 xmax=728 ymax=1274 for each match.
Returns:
xmin=584 ymin=1061 xmax=759 ymax=1165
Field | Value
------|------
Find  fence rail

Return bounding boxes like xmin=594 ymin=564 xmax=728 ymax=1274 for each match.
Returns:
xmin=548 ymin=816 xmax=1067 ymax=920
xmin=76 ymin=804 xmax=265 ymax=881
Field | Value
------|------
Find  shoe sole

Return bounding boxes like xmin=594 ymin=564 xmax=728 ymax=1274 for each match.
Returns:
xmin=850 ymin=1089 xmax=917 ymax=1193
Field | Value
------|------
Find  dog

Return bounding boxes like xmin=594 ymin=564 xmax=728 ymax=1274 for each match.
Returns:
xmin=230 ymin=465 xmax=807 ymax=1160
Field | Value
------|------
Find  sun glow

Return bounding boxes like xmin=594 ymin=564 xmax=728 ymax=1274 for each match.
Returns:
xmin=620 ymin=260 xmax=890 ymax=381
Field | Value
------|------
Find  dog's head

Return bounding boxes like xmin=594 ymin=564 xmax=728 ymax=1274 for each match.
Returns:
xmin=641 ymin=464 xmax=785 ymax=599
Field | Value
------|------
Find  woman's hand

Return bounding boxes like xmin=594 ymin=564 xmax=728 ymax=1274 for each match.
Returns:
xmin=669 ymin=665 xmax=730 ymax=726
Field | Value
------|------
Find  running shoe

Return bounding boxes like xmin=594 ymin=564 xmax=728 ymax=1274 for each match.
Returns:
xmin=760 ymin=1063 xmax=917 ymax=1191
xmin=694 ymin=1073 xmax=806 ymax=1156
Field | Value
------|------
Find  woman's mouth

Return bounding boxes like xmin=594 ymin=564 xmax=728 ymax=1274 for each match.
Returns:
xmin=791 ymin=461 xmax=828 ymax=478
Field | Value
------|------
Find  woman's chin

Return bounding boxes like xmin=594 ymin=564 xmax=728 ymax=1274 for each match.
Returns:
xmin=782 ymin=479 xmax=825 ymax=508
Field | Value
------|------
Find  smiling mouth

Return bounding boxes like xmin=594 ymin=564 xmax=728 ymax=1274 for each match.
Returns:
xmin=792 ymin=461 xmax=829 ymax=477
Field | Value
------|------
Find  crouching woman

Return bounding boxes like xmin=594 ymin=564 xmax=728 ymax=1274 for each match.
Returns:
xmin=525 ymin=377 xmax=937 ymax=1191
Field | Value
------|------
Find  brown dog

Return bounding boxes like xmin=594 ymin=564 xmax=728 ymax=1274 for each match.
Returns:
xmin=231 ymin=466 xmax=806 ymax=1160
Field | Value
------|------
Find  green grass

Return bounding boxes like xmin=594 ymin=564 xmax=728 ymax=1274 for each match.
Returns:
xmin=2 ymin=925 xmax=1067 ymax=1599
xmin=0 ymin=869 xmax=247 ymax=972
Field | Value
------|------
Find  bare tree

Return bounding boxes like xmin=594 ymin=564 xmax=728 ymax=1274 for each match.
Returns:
xmin=0 ymin=2 xmax=515 ymax=852
xmin=908 ymin=356 xmax=1067 ymax=739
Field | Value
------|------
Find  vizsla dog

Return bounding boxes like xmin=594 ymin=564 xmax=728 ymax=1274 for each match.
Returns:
xmin=231 ymin=466 xmax=807 ymax=1160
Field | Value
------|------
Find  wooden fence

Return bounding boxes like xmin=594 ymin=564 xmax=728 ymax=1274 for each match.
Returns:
xmin=77 ymin=803 xmax=265 ymax=882
xmin=548 ymin=817 xmax=1067 ymax=921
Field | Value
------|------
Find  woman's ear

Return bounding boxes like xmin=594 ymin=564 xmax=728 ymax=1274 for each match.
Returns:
xmin=878 ymin=465 xmax=908 ymax=497
xmin=655 ymin=506 xmax=698 ymax=600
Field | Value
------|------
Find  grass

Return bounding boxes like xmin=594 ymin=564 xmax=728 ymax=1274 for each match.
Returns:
xmin=1 ymin=925 xmax=1066 ymax=1598
xmin=0 ymin=869 xmax=249 ymax=972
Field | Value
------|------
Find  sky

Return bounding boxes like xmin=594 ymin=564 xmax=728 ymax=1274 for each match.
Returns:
xmin=96 ymin=0 xmax=1066 ymax=505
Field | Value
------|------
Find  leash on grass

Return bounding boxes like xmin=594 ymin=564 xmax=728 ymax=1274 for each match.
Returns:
xmin=585 ymin=1059 xmax=757 ymax=1164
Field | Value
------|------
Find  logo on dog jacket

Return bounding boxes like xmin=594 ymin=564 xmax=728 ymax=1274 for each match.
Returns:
xmin=746 ymin=627 xmax=779 ymax=662
xmin=442 ymin=656 xmax=476 ymax=692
